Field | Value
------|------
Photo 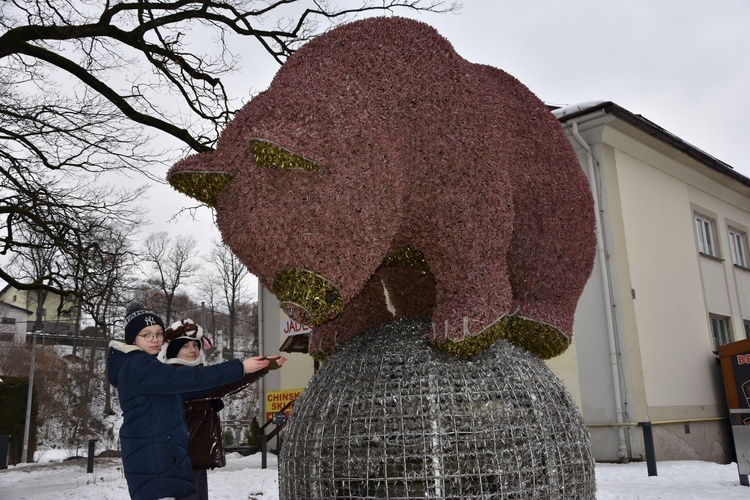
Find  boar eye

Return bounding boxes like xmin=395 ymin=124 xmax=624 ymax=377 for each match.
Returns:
xmin=249 ymin=138 xmax=320 ymax=172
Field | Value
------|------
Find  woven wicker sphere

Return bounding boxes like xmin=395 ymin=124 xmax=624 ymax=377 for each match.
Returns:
xmin=279 ymin=318 xmax=595 ymax=499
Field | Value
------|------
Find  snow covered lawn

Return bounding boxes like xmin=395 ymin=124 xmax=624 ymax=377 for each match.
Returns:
xmin=1 ymin=451 xmax=748 ymax=499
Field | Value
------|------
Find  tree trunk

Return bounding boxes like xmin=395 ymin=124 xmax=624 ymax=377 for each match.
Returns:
xmin=71 ymin=300 xmax=82 ymax=358
xmin=32 ymin=289 xmax=48 ymax=332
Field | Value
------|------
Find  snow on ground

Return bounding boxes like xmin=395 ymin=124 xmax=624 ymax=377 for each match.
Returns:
xmin=595 ymin=460 xmax=747 ymax=499
xmin=0 ymin=450 xmax=748 ymax=499
xmin=0 ymin=451 xmax=279 ymax=500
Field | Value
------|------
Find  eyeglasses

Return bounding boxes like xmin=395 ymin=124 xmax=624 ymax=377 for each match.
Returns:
xmin=138 ymin=332 xmax=165 ymax=341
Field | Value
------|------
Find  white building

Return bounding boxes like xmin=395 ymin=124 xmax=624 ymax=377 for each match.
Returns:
xmin=549 ymin=101 xmax=748 ymax=464
xmin=258 ymin=101 xmax=748 ymax=464
xmin=0 ymin=301 xmax=32 ymax=343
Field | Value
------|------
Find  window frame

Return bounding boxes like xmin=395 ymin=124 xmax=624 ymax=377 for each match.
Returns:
xmin=695 ymin=213 xmax=719 ymax=258
xmin=709 ymin=314 xmax=732 ymax=351
xmin=729 ymin=227 xmax=748 ymax=268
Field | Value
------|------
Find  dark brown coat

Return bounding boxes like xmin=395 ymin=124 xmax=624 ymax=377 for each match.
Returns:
xmin=183 ymin=370 xmax=268 ymax=470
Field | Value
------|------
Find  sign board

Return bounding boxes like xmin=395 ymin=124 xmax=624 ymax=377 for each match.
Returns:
xmin=281 ymin=310 xmax=312 ymax=337
xmin=279 ymin=309 xmax=312 ymax=353
xmin=718 ymin=338 xmax=750 ymax=486
xmin=265 ymin=387 xmax=303 ymax=422
xmin=718 ymin=338 xmax=750 ymax=415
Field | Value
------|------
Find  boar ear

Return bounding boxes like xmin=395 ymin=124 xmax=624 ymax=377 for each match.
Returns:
xmin=167 ymin=154 xmax=232 ymax=208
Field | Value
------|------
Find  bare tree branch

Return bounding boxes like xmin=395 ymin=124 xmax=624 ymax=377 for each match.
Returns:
xmin=208 ymin=238 xmax=251 ymax=350
xmin=142 ymin=231 xmax=200 ymax=323
xmin=0 ymin=0 xmax=458 ymax=295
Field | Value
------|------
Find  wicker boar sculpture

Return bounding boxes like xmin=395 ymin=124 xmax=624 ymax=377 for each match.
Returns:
xmin=168 ymin=16 xmax=596 ymax=360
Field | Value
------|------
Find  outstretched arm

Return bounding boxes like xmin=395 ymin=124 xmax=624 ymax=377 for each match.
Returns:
xmin=185 ymin=355 xmax=287 ymax=400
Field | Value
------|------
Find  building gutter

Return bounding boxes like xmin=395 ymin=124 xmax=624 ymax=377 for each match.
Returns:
xmin=569 ymin=120 xmax=629 ymax=461
xmin=258 ymin=283 xmax=266 ymax=426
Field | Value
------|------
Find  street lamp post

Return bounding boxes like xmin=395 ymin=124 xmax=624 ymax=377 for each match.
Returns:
xmin=21 ymin=331 xmax=37 ymax=464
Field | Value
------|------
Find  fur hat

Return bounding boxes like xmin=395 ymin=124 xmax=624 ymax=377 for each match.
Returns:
xmin=124 ymin=302 xmax=165 ymax=345
xmin=158 ymin=318 xmax=212 ymax=366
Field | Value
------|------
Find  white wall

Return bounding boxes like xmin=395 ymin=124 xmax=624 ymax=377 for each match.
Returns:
xmin=611 ymin=145 xmax=721 ymax=408
xmin=0 ymin=302 xmax=29 ymax=343
xmin=559 ymin=115 xmax=750 ymax=462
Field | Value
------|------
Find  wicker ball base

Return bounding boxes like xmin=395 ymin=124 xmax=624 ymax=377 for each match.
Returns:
xmin=279 ymin=318 xmax=595 ymax=499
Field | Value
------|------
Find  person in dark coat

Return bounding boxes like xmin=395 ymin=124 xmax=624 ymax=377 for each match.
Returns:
xmin=158 ymin=318 xmax=286 ymax=500
xmin=108 ymin=302 xmax=272 ymax=500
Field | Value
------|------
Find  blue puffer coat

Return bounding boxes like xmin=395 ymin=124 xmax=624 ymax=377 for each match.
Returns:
xmin=107 ymin=341 xmax=245 ymax=500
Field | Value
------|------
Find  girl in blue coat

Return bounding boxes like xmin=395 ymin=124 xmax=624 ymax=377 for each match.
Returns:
xmin=108 ymin=303 xmax=271 ymax=500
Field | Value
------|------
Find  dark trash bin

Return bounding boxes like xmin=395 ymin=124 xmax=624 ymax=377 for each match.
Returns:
xmin=0 ymin=435 xmax=10 ymax=469
xmin=730 ymin=409 xmax=750 ymax=486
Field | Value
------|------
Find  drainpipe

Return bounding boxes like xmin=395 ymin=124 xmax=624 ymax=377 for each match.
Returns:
xmin=257 ymin=281 xmax=266 ymax=426
xmin=571 ymin=120 xmax=629 ymax=461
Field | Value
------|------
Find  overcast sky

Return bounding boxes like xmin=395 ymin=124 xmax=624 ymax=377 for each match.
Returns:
xmin=424 ymin=0 xmax=749 ymax=172
xmin=148 ymin=0 xmax=750 ymax=292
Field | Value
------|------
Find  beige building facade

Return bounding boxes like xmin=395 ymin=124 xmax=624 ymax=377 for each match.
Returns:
xmin=0 ymin=285 xmax=79 ymax=335
xmin=551 ymin=101 xmax=749 ymax=463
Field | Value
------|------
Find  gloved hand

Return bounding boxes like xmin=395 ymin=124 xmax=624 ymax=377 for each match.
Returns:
xmin=210 ymin=398 xmax=225 ymax=412
xmin=261 ymin=355 xmax=287 ymax=370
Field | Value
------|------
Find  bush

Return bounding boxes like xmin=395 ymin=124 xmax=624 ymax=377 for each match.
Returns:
xmin=223 ymin=429 xmax=235 ymax=447
xmin=244 ymin=416 xmax=261 ymax=447
xmin=0 ymin=376 xmax=38 ymax=464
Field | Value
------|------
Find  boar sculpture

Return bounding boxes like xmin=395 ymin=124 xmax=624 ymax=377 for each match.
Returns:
xmin=168 ymin=16 xmax=596 ymax=360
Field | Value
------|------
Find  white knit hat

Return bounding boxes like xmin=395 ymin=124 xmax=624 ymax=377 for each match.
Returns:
xmin=157 ymin=318 xmax=212 ymax=365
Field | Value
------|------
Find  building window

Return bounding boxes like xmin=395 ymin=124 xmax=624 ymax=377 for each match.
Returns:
xmin=744 ymin=320 xmax=750 ymax=339
xmin=710 ymin=314 xmax=732 ymax=351
xmin=730 ymin=228 xmax=748 ymax=267
xmin=695 ymin=213 xmax=719 ymax=257
xmin=1 ymin=317 xmax=16 ymax=325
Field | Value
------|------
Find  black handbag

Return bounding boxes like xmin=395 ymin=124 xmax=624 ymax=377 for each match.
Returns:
xmin=186 ymin=399 xmax=227 ymax=470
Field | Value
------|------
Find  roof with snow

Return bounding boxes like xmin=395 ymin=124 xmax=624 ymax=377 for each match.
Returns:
xmin=552 ymin=101 xmax=750 ymax=188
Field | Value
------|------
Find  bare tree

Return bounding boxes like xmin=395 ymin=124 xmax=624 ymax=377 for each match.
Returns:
xmin=7 ymin=191 xmax=140 ymax=331
xmin=208 ymin=239 xmax=252 ymax=351
xmin=0 ymin=1 xmax=457 ymax=294
xmin=197 ymin=270 xmax=223 ymax=338
xmin=235 ymin=301 xmax=259 ymax=356
xmin=7 ymin=226 xmax=59 ymax=332
xmin=72 ymin=224 xmax=141 ymax=416
xmin=142 ymin=232 xmax=200 ymax=324
xmin=73 ymin=217 xmax=142 ymax=332
xmin=0 ymin=166 xmax=147 ymax=298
